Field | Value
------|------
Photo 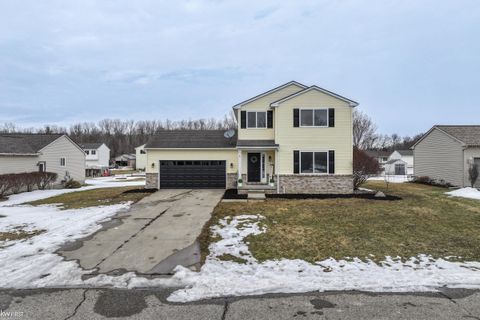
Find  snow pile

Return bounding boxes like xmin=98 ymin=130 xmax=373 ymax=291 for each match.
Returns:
xmin=445 ymin=187 xmax=480 ymax=200
xmin=166 ymin=215 xmax=480 ymax=302
xmin=368 ymin=175 xmax=412 ymax=183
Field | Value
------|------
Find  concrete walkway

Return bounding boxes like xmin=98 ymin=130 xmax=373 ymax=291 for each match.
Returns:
xmin=59 ymin=189 xmax=224 ymax=274
xmin=1 ymin=288 xmax=479 ymax=319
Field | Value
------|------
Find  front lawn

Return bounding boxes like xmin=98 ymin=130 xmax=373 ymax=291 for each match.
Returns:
xmin=27 ymin=187 xmax=151 ymax=209
xmin=200 ymin=182 xmax=480 ymax=263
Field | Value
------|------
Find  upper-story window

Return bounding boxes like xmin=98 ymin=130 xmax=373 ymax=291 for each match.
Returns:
xmin=60 ymin=157 xmax=66 ymax=166
xmin=247 ymin=111 xmax=267 ymax=128
xmin=300 ymin=109 xmax=328 ymax=127
xmin=85 ymin=150 xmax=90 ymax=155
xmin=91 ymin=150 xmax=96 ymax=155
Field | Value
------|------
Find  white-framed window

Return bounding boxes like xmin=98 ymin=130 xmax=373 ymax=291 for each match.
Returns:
xmin=85 ymin=150 xmax=89 ymax=155
xmin=60 ymin=157 xmax=66 ymax=167
xmin=247 ymin=111 xmax=267 ymax=128
xmin=91 ymin=150 xmax=96 ymax=155
xmin=300 ymin=109 xmax=328 ymax=127
xmin=300 ymin=151 xmax=328 ymax=174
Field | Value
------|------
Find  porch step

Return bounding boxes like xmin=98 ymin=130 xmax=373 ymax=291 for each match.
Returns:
xmin=248 ymin=192 xmax=266 ymax=200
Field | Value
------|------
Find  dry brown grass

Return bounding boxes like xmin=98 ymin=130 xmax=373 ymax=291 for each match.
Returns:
xmin=27 ymin=187 xmax=151 ymax=210
xmin=200 ymin=182 xmax=480 ymax=263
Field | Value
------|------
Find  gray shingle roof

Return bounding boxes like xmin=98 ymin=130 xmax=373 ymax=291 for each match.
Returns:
xmin=145 ymin=130 xmax=237 ymax=149
xmin=81 ymin=142 xmax=104 ymax=149
xmin=365 ymin=150 xmax=391 ymax=158
xmin=436 ymin=125 xmax=480 ymax=146
xmin=0 ymin=134 xmax=63 ymax=154
xmin=236 ymin=140 xmax=278 ymax=147
xmin=396 ymin=149 xmax=413 ymax=156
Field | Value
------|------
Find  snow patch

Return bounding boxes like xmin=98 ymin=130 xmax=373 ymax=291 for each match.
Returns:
xmin=445 ymin=187 xmax=480 ymax=200
xmin=167 ymin=215 xmax=480 ymax=302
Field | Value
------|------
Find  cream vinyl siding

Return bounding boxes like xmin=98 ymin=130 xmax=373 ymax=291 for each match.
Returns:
xmin=238 ymin=83 xmax=304 ymax=140
xmin=0 ymin=155 xmax=38 ymax=174
xmin=39 ymin=136 xmax=86 ymax=183
xmin=146 ymin=149 xmax=237 ymax=174
xmin=135 ymin=144 xmax=147 ymax=170
xmin=464 ymin=147 xmax=480 ymax=187
xmin=413 ymin=128 xmax=464 ymax=186
xmin=274 ymin=89 xmax=353 ymax=174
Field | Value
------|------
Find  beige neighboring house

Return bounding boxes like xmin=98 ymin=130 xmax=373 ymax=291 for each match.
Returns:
xmin=0 ymin=133 xmax=86 ymax=184
xmin=412 ymin=125 xmax=480 ymax=187
xmin=145 ymin=81 xmax=358 ymax=194
xmin=135 ymin=144 xmax=147 ymax=170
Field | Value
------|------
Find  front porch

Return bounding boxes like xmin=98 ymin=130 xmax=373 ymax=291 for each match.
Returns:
xmin=236 ymin=143 xmax=278 ymax=191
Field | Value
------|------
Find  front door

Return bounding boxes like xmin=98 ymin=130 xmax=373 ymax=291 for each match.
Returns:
xmin=247 ymin=153 xmax=261 ymax=182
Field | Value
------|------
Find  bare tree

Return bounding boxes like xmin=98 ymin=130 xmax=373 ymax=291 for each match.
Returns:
xmin=353 ymin=110 xmax=378 ymax=150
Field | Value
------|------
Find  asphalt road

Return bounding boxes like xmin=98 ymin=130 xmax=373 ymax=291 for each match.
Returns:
xmin=0 ymin=288 xmax=479 ymax=319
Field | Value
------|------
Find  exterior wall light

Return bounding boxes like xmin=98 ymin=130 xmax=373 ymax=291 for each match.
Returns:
xmin=151 ymin=162 xmax=155 ymax=168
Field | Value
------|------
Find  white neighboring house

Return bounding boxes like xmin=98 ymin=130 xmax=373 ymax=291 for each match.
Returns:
xmin=365 ymin=150 xmax=392 ymax=172
xmin=0 ymin=133 xmax=86 ymax=184
xmin=388 ymin=150 xmax=414 ymax=175
xmin=135 ymin=144 xmax=146 ymax=170
xmin=384 ymin=158 xmax=409 ymax=176
xmin=81 ymin=142 xmax=110 ymax=177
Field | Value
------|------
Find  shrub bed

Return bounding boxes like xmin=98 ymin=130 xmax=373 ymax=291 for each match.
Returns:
xmin=0 ymin=172 xmax=58 ymax=199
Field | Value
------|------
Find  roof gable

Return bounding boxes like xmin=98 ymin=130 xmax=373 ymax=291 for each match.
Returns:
xmin=232 ymin=81 xmax=307 ymax=109
xmin=270 ymin=85 xmax=359 ymax=107
xmin=412 ymin=125 xmax=480 ymax=149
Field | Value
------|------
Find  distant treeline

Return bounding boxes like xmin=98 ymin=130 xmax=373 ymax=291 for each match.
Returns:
xmin=0 ymin=114 xmax=237 ymax=157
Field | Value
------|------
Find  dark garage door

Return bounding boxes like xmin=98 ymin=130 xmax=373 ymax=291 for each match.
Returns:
xmin=159 ymin=160 xmax=226 ymax=189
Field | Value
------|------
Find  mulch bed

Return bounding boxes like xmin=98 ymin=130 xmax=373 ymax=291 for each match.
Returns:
xmin=223 ymin=189 xmax=401 ymax=201
xmin=122 ymin=188 xmax=158 ymax=194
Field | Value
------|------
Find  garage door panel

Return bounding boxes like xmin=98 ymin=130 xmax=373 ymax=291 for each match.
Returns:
xmin=160 ymin=160 xmax=226 ymax=189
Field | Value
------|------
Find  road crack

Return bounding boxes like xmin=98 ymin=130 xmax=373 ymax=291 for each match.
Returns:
xmin=64 ymin=289 xmax=88 ymax=320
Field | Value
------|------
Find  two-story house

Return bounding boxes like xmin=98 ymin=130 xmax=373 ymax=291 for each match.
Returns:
xmin=81 ymin=142 xmax=110 ymax=176
xmin=144 ymin=81 xmax=358 ymax=194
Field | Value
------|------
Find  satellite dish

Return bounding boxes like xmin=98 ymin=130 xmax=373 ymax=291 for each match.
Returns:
xmin=224 ymin=129 xmax=236 ymax=139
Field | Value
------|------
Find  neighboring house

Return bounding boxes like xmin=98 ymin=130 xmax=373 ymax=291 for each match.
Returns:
xmin=365 ymin=150 xmax=391 ymax=171
xmin=412 ymin=125 xmax=480 ymax=187
xmin=144 ymin=81 xmax=358 ymax=194
xmin=384 ymin=158 xmax=408 ymax=175
xmin=0 ymin=133 xmax=86 ymax=184
xmin=388 ymin=149 xmax=414 ymax=175
xmin=135 ymin=144 xmax=147 ymax=170
xmin=81 ymin=142 xmax=110 ymax=177
xmin=115 ymin=154 xmax=136 ymax=168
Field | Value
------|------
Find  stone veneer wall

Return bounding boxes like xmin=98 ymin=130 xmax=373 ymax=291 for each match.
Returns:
xmin=278 ymin=174 xmax=353 ymax=194
xmin=146 ymin=173 xmax=158 ymax=189
xmin=226 ymin=173 xmax=237 ymax=188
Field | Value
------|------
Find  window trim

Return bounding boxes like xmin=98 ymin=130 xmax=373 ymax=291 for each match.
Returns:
xmin=299 ymin=151 xmax=329 ymax=175
xmin=299 ymin=108 xmax=329 ymax=128
xmin=60 ymin=157 xmax=66 ymax=167
xmin=246 ymin=111 xmax=267 ymax=129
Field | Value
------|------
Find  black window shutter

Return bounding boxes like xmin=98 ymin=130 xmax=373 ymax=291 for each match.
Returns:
xmin=240 ymin=111 xmax=246 ymax=129
xmin=328 ymin=150 xmax=335 ymax=174
xmin=293 ymin=150 xmax=300 ymax=174
xmin=267 ymin=110 xmax=273 ymax=128
xmin=328 ymin=108 xmax=335 ymax=127
xmin=293 ymin=109 xmax=299 ymax=127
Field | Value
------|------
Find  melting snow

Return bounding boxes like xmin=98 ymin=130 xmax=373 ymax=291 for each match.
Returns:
xmin=166 ymin=215 xmax=480 ymax=302
xmin=446 ymin=187 xmax=480 ymax=200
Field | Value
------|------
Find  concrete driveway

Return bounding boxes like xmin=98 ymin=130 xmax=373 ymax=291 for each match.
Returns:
xmin=59 ymin=189 xmax=224 ymax=274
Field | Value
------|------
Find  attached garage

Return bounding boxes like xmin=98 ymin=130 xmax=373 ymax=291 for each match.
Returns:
xmin=144 ymin=130 xmax=238 ymax=190
xmin=159 ymin=160 xmax=226 ymax=189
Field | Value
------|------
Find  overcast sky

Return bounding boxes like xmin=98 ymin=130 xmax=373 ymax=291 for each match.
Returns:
xmin=1 ymin=0 xmax=479 ymax=136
